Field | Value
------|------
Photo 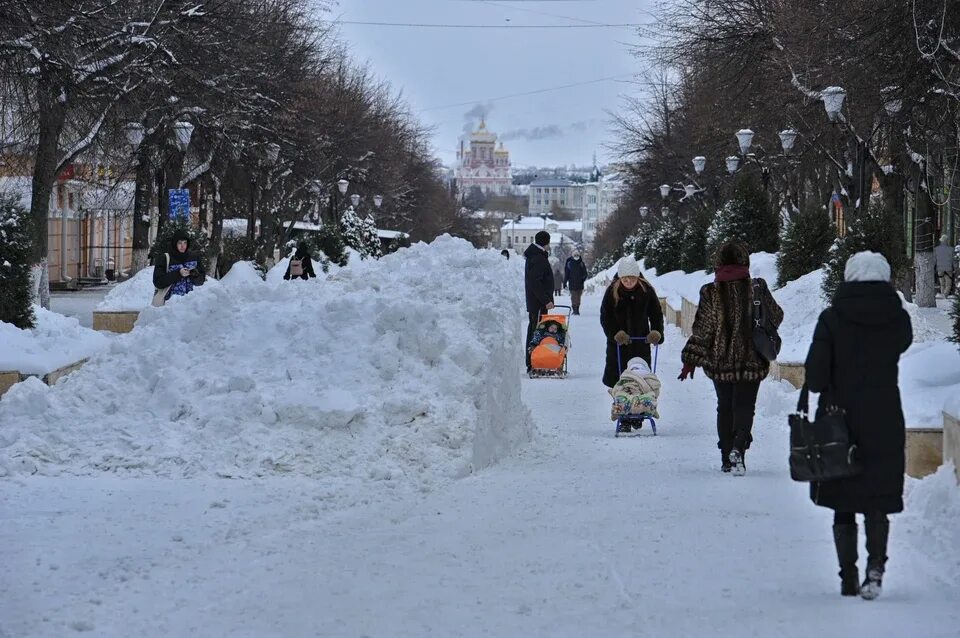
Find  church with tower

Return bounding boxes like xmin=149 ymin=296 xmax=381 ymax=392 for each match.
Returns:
xmin=455 ymin=119 xmax=513 ymax=197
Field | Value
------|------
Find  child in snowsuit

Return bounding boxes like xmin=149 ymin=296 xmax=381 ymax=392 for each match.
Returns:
xmin=529 ymin=319 xmax=566 ymax=348
xmin=609 ymin=356 xmax=661 ymax=420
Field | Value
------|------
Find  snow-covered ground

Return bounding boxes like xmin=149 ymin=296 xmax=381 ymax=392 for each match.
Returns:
xmin=50 ymin=288 xmax=111 ymax=328
xmin=0 ymin=307 xmax=108 ymax=375
xmin=1 ymin=244 xmax=958 ymax=637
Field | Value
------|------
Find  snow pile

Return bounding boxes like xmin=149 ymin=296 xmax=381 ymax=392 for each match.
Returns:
xmin=0 ymin=306 xmax=109 ymax=375
xmin=0 ymin=236 xmax=532 ymax=502
xmin=97 ymin=268 xmax=157 ymax=311
xmin=899 ymin=342 xmax=960 ymax=426
xmin=773 ymin=270 xmax=827 ymax=361
xmin=219 ymin=260 xmax=263 ymax=287
xmin=901 ymin=465 xmax=960 ymax=581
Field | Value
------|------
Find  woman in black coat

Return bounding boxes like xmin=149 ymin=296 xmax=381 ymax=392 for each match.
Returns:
xmin=152 ymin=230 xmax=206 ymax=306
xmin=600 ymin=256 xmax=664 ymax=389
xmin=804 ymin=251 xmax=912 ymax=600
xmin=283 ymin=242 xmax=317 ymax=280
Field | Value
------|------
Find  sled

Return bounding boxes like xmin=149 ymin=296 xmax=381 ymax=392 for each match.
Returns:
xmin=613 ymin=337 xmax=660 ymax=437
xmin=528 ymin=305 xmax=572 ymax=379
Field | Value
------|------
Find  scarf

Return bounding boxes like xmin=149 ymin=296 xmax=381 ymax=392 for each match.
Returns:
xmin=714 ymin=264 xmax=750 ymax=283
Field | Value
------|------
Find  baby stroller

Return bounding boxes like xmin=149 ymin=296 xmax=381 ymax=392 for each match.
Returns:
xmin=528 ymin=305 xmax=572 ymax=379
xmin=614 ymin=336 xmax=660 ymax=437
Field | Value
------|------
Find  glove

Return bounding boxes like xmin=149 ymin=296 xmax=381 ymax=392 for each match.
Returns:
xmin=647 ymin=330 xmax=662 ymax=345
xmin=678 ymin=365 xmax=696 ymax=381
xmin=613 ymin=330 xmax=630 ymax=346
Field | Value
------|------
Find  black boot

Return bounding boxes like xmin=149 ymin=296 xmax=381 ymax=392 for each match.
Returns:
xmin=832 ymin=523 xmax=859 ymax=596
xmin=721 ymin=450 xmax=732 ymax=473
xmin=861 ymin=514 xmax=889 ymax=600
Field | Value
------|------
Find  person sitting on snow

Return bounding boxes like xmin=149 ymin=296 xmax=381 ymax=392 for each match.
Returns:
xmin=529 ymin=319 xmax=566 ymax=348
xmin=609 ymin=356 xmax=661 ymax=420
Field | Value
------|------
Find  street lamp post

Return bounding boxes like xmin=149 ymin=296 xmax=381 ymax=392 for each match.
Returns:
xmin=329 ymin=178 xmax=350 ymax=223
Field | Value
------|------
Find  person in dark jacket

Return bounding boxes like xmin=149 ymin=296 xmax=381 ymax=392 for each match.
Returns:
xmin=524 ymin=231 xmax=555 ymax=371
xmin=804 ymin=251 xmax=912 ymax=600
xmin=501 ymin=249 xmax=510 ymax=260
xmin=152 ymin=229 xmax=206 ymax=305
xmin=564 ymin=252 xmax=588 ymax=315
xmin=600 ymin=256 xmax=664 ymax=400
xmin=679 ymin=242 xmax=783 ymax=475
xmin=283 ymin=242 xmax=317 ymax=280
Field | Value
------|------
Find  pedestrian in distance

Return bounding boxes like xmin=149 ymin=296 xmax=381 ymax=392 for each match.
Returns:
xmin=564 ymin=251 xmax=588 ymax=315
xmin=934 ymin=234 xmax=956 ymax=297
xmin=151 ymin=229 xmax=206 ymax=307
xmin=678 ymin=241 xmax=783 ymax=475
xmin=803 ymin=251 xmax=912 ymax=600
xmin=600 ymin=255 xmax=664 ymax=389
xmin=501 ymin=249 xmax=510 ymax=260
xmin=283 ymin=242 xmax=317 ymax=280
xmin=550 ymin=253 xmax=564 ymax=297
xmin=524 ymin=230 xmax=555 ymax=372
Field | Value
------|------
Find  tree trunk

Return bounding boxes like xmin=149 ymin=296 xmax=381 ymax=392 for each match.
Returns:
xmin=914 ymin=185 xmax=937 ymax=308
xmin=131 ymin=149 xmax=154 ymax=273
xmin=29 ymin=81 xmax=67 ymax=308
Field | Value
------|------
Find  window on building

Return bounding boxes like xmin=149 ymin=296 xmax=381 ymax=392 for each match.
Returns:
xmin=560 ymin=188 xmax=566 ymax=194
xmin=68 ymin=192 xmax=74 ymax=210
xmin=560 ymin=201 xmax=565 ymax=206
xmin=56 ymin=185 xmax=65 ymax=209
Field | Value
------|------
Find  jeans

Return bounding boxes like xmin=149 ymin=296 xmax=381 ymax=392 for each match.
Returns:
xmin=713 ymin=380 xmax=761 ymax=454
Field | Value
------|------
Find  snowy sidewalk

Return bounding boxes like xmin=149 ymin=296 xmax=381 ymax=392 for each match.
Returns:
xmin=2 ymin=291 xmax=958 ymax=637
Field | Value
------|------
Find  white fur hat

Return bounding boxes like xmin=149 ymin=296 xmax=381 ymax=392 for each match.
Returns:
xmin=617 ymin=256 xmax=641 ymax=279
xmin=844 ymin=251 xmax=891 ymax=283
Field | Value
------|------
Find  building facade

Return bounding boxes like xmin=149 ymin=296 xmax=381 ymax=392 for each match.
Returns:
xmin=500 ymin=215 xmax=582 ymax=257
xmin=455 ymin=119 xmax=513 ymax=197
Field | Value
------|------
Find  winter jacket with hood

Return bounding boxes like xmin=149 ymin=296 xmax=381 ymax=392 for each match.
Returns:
xmin=564 ymin=256 xmax=588 ymax=291
xmin=600 ymin=276 xmax=664 ymax=387
xmin=804 ymin=281 xmax=913 ymax=513
xmin=524 ymin=243 xmax=554 ymax=312
xmin=152 ymin=231 xmax=206 ymax=300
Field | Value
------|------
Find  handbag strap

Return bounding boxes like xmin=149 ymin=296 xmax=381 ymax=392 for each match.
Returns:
xmin=752 ymin=279 xmax=763 ymax=327
xmin=796 ymin=382 xmax=810 ymax=416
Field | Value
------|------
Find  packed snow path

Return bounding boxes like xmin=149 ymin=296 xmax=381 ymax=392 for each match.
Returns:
xmin=2 ymin=291 xmax=958 ymax=637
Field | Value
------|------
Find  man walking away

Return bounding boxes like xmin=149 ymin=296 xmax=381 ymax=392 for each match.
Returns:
xmin=524 ymin=231 xmax=555 ymax=371
xmin=935 ymin=235 xmax=956 ymax=297
xmin=565 ymin=251 xmax=588 ymax=315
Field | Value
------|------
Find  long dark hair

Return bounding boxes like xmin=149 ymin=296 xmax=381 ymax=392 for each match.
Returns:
xmin=714 ymin=241 xmax=752 ymax=344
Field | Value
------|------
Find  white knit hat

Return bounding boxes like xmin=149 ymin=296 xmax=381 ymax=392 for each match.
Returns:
xmin=844 ymin=251 xmax=891 ymax=283
xmin=617 ymin=256 xmax=641 ymax=279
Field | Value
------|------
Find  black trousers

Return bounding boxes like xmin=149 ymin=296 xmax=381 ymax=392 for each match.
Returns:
xmin=834 ymin=511 xmax=888 ymax=525
xmin=526 ymin=310 xmax=544 ymax=368
xmin=713 ymin=380 xmax=761 ymax=454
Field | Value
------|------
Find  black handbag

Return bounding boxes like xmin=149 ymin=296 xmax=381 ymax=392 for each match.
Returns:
xmin=752 ymin=279 xmax=781 ymax=362
xmin=788 ymin=384 xmax=862 ymax=482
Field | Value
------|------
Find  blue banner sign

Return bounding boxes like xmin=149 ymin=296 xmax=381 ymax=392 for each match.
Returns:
xmin=168 ymin=188 xmax=191 ymax=220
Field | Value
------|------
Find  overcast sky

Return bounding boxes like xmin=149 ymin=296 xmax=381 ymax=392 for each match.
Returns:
xmin=334 ymin=0 xmax=655 ymax=168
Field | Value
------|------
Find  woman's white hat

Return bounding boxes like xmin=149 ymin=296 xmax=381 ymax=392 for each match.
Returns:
xmin=617 ymin=256 xmax=641 ymax=279
xmin=844 ymin=251 xmax=891 ymax=283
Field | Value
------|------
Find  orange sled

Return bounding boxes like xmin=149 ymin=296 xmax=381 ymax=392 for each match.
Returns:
xmin=528 ymin=305 xmax=572 ymax=379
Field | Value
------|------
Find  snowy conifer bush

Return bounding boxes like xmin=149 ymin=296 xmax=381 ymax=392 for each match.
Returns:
xmin=622 ymin=223 xmax=654 ymax=261
xmin=705 ymin=175 xmax=779 ymax=265
xmin=590 ymin=252 xmax=617 ymax=276
xmin=951 ymin=294 xmax=960 ymax=353
xmin=339 ymin=207 xmax=381 ymax=259
xmin=680 ymin=207 xmax=714 ymax=273
xmin=315 ymin=224 xmax=348 ymax=267
xmin=646 ymin=217 xmax=684 ymax=274
xmin=776 ymin=203 xmax=835 ymax=287
xmin=0 ymin=193 xmax=34 ymax=329
xmin=822 ymin=198 xmax=907 ymax=300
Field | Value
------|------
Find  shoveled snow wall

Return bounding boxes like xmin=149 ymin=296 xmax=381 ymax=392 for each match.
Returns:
xmin=0 ymin=237 xmax=533 ymax=502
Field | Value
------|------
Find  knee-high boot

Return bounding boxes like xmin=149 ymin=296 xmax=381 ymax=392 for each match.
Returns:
xmin=861 ymin=514 xmax=889 ymax=600
xmin=832 ymin=523 xmax=859 ymax=596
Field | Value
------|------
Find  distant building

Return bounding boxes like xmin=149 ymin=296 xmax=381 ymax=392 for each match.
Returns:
xmin=455 ymin=119 xmax=513 ymax=197
xmin=501 ymin=215 xmax=582 ymax=257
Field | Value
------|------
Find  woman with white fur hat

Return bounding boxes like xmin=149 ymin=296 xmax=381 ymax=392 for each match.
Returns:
xmin=599 ymin=255 xmax=664 ymax=393
xmin=804 ymin=250 xmax=913 ymax=600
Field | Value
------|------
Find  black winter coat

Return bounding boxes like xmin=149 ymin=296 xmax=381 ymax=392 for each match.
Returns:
xmin=152 ymin=249 xmax=206 ymax=290
xmin=564 ymin=257 xmax=588 ymax=291
xmin=524 ymin=244 xmax=554 ymax=313
xmin=804 ymin=281 xmax=913 ymax=514
xmin=283 ymin=254 xmax=317 ymax=280
xmin=600 ymin=278 xmax=665 ymax=387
